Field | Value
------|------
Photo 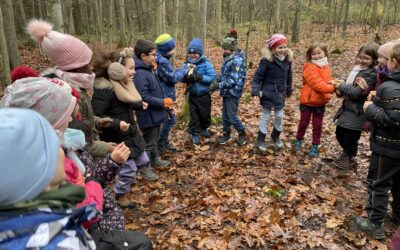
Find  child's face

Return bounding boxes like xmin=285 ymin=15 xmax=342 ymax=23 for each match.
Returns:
xmin=388 ymin=57 xmax=400 ymax=72
xmin=378 ymin=54 xmax=388 ymax=67
xmin=273 ymin=44 xmax=288 ymax=58
xmin=189 ymin=52 xmax=200 ymax=61
xmin=356 ymin=52 xmax=373 ymax=68
xmin=311 ymin=47 xmax=326 ymax=60
xmin=123 ymin=57 xmax=135 ymax=83
xmin=141 ymin=49 xmax=157 ymax=66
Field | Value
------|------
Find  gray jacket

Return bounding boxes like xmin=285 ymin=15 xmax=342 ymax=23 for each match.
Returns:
xmin=334 ymin=67 xmax=377 ymax=130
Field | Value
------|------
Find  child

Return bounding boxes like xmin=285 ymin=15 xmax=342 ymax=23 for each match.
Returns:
xmin=251 ymin=34 xmax=293 ymax=151
xmin=134 ymin=39 xmax=171 ymax=167
xmin=294 ymin=42 xmax=336 ymax=157
xmin=352 ymin=43 xmax=400 ymax=240
xmin=182 ymin=38 xmax=217 ymax=145
xmin=26 ymin=19 xmax=114 ymax=160
xmin=155 ymin=34 xmax=186 ymax=152
xmin=217 ymin=30 xmax=247 ymax=146
xmin=92 ymin=47 xmax=160 ymax=206
xmin=333 ymin=44 xmax=378 ymax=169
xmin=0 ymin=108 xmax=98 ymax=249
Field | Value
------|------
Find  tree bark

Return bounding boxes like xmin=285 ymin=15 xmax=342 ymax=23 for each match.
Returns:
xmin=46 ymin=0 xmax=64 ymax=32
xmin=117 ymin=0 xmax=127 ymax=46
xmin=0 ymin=0 xmax=20 ymax=68
xmin=341 ymin=0 xmax=350 ymax=38
xmin=377 ymin=0 xmax=389 ymax=36
xmin=108 ymin=0 xmax=114 ymax=48
xmin=245 ymin=0 xmax=255 ymax=68
xmin=273 ymin=0 xmax=281 ymax=33
xmin=291 ymin=0 xmax=301 ymax=43
xmin=214 ymin=0 xmax=222 ymax=43
xmin=371 ymin=0 xmax=378 ymax=27
xmin=200 ymin=0 xmax=207 ymax=44
xmin=0 ymin=4 xmax=11 ymax=86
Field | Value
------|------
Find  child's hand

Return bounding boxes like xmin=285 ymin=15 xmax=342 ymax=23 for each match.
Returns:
xmin=97 ymin=117 xmax=113 ymax=128
xmin=110 ymin=142 xmax=130 ymax=164
xmin=330 ymin=79 xmax=343 ymax=89
xmin=142 ymin=101 xmax=149 ymax=110
xmin=363 ymin=101 xmax=373 ymax=111
xmin=355 ymin=77 xmax=368 ymax=90
xmin=368 ymin=91 xmax=376 ymax=101
xmin=106 ymin=142 xmax=117 ymax=153
xmin=253 ymin=96 xmax=259 ymax=102
xmin=119 ymin=121 xmax=130 ymax=131
xmin=163 ymin=98 xmax=173 ymax=108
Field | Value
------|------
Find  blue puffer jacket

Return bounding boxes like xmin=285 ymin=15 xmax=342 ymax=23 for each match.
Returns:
xmin=134 ymin=57 xmax=168 ymax=129
xmin=219 ymin=49 xmax=246 ymax=98
xmin=156 ymin=53 xmax=186 ymax=101
xmin=251 ymin=47 xmax=293 ymax=109
xmin=184 ymin=56 xmax=217 ymax=96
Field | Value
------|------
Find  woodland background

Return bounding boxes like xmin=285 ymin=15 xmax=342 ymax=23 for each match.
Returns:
xmin=1 ymin=0 xmax=400 ymax=249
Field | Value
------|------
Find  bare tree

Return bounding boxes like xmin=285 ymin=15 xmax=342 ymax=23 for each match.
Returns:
xmin=291 ymin=0 xmax=301 ymax=43
xmin=0 ymin=0 xmax=20 ymax=68
xmin=377 ymin=0 xmax=389 ymax=36
xmin=0 ymin=4 xmax=10 ymax=86
xmin=273 ymin=0 xmax=281 ymax=33
xmin=245 ymin=0 xmax=255 ymax=68
xmin=200 ymin=0 xmax=207 ymax=43
xmin=215 ymin=0 xmax=222 ymax=43
xmin=341 ymin=0 xmax=350 ymax=38
xmin=46 ymin=0 xmax=64 ymax=32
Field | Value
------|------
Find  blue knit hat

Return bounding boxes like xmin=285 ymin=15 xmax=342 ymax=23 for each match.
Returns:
xmin=0 ymin=108 xmax=59 ymax=205
xmin=155 ymin=34 xmax=176 ymax=55
xmin=188 ymin=38 xmax=204 ymax=55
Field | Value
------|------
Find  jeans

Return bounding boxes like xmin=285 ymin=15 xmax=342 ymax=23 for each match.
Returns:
xmin=113 ymin=152 xmax=149 ymax=194
xmin=222 ymin=97 xmax=245 ymax=133
xmin=366 ymin=153 xmax=400 ymax=224
xmin=259 ymin=107 xmax=283 ymax=134
xmin=296 ymin=109 xmax=324 ymax=145
xmin=159 ymin=111 xmax=177 ymax=144
xmin=141 ymin=125 xmax=161 ymax=164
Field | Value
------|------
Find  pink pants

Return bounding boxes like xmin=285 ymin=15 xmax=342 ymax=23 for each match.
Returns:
xmin=296 ymin=109 xmax=324 ymax=145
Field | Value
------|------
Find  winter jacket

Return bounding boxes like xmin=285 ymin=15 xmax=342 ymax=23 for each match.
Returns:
xmin=156 ymin=54 xmax=186 ymax=101
xmin=251 ymin=47 xmax=293 ymax=109
xmin=43 ymin=73 xmax=109 ymax=158
xmin=300 ymin=62 xmax=335 ymax=107
xmin=134 ymin=57 xmax=168 ymax=129
xmin=92 ymin=77 xmax=146 ymax=158
xmin=366 ymin=70 xmax=400 ymax=158
xmin=334 ymin=67 xmax=377 ymax=130
xmin=183 ymin=56 xmax=217 ymax=96
xmin=219 ymin=49 xmax=247 ymax=98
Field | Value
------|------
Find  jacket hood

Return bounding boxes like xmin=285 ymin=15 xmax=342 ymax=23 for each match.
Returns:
xmin=388 ymin=70 xmax=400 ymax=83
xmin=93 ymin=77 xmax=112 ymax=90
xmin=261 ymin=47 xmax=293 ymax=62
xmin=134 ymin=57 xmax=154 ymax=71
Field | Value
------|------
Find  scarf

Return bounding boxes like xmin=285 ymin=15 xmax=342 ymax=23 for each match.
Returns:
xmin=0 ymin=182 xmax=86 ymax=212
xmin=63 ymin=128 xmax=86 ymax=174
xmin=311 ymin=57 xmax=329 ymax=68
xmin=52 ymin=68 xmax=95 ymax=90
xmin=112 ymin=79 xmax=142 ymax=104
xmin=377 ymin=64 xmax=390 ymax=85
xmin=346 ymin=65 xmax=368 ymax=84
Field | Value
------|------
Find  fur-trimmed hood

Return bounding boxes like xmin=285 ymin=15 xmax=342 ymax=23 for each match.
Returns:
xmin=261 ymin=47 xmax=293 ymax=62
xmin=93 ymin=77 xmax=113 ymax=90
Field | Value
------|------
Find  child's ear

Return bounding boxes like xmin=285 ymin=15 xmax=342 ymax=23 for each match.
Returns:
xmin=140 ymin=53 xmax=146 ymax=60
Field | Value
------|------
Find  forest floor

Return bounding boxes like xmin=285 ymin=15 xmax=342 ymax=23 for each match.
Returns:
xmin=3 ymin=24 xmax=400 ymax=249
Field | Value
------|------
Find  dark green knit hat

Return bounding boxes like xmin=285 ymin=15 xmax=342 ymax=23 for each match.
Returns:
xmin=221 ymin=36 xmax=237 ymax=51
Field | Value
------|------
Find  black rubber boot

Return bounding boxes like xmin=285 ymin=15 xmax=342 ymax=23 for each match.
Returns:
xmin=256 ymin=130 xmax=267 ymax=152
xmin=271 ymin=127 xmax=283 ymax=149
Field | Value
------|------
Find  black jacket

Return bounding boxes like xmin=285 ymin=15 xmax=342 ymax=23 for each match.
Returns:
xmin=366 ymin=70 xmax=400 ymax=158
xmin=92 ymin=77 xmax=145 ymax=159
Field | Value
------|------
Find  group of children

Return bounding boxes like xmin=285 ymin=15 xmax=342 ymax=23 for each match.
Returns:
xmin=1 ymin=16 xmax=400 ymax=247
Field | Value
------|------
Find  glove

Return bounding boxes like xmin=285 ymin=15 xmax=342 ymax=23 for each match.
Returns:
xmin=163 ymin=98 xmax=173 ymax=108
xmin=193 ymin=72 xmax=203 ymax=82
xmin=209 ymin=81 xmax=220 ymax=92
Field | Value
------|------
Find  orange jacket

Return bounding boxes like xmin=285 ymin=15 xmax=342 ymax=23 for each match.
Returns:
xmin=300 ymin=62 xmax=335 ymax=107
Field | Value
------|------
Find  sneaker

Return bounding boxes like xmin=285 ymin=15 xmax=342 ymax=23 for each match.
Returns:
xmin=138 ymin=165 xmax=159 ymax=181
xmin=152 ymin=157 xmax=170 ymax=167
xmin=308 ymin=144 xmax=319 ymax=157
xmin=200 ymin=129 xmax=211 ymax=138
xmin=237 ymin=130 xmax=247 ymax=146
xmin=294 ymin=139 xmax=303 ymax=151
xmin=352 ymin=217 xmax=385 ymax=240
xmin=256 ymin=130 xmax=267 ymax=152
xmin=218 ymin=132 xmax=231 ymax=144
xmin=192 ymin=134 xmax=200 ymax=145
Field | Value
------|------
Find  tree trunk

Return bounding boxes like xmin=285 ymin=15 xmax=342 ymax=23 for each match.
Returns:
xmin=291 ymin=0 xmax=301 ymax=43
xmin=0 ymin=0 xmax=20 ymax=68
xmin=282 ymin=1 xmax=290 ymax=34
xmin=172 ymin=0 xmax=179 ymax=40
xmin=377 ymin=0 xmax=389 ymax=36
xmin=245 ymin=0 xmax=255 ymax=68
xmin=46 ymin=0 xmax=64 ymax=32
xmin=0 ymin=5 xmax=11 ymax=86
xmin=273 ymin=0 xmax=281 ymax=33
xmin=108 ymin=0 xmax=114 ymax=48
xmin=341 ymin=0 xmax=350 ymax=38
xmin=14 ymin=0 xmax=27 ymax=35
xmin=215 ymin=0 xmax=221 ymax=43
xmin=161 ymin=0 xmax=165 ymax=34
xmin=371 ymin=0 xmax=378 ymax=27
xmin=65 ymin=0 xmax=75 ymax=35
xmin=185 ymin=0 xmax=197 ymax=44
xmin=117 ymin=0 xmax=127 ymax=46
xmin=200 ymin=0 xmax=207 ymax=44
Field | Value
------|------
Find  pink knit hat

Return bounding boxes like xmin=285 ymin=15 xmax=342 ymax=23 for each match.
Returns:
xmin=26 ymin=19 xmax=93 ymax=71
xmin=266 ymin=34 xmax=287 ymax=50
xmin=378 ymin=39 xmax=400 ymax=59
xmin=0 ymin=77 xmax=76 ymax=129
